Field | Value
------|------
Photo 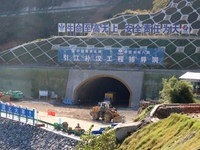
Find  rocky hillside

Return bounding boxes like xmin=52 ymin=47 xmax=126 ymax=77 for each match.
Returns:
xmin=0 ymin=0 xmax=117 ymax=13
xmin=0 ymin=0 xmax=166 ymax=51
xmin=0 ymin=117 xmax=78 ymax=149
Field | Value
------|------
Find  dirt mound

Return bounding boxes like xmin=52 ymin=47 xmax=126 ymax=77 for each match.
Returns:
xmin=153 ymin=103 xmax=200 ymax=119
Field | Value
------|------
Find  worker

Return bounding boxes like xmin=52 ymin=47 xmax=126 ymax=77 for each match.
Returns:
xmin=100 ymin=103 xmax=106 ymax=118
xmin=109 ymin=103 xmax=113 ymax=108
xmin=78 ymin=99 xmax=81 ymax=107
xmin=74 ymin=123 xmax=81 ymax=131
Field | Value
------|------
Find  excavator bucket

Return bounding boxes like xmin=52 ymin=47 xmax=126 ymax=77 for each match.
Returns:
xmin=113 ymin=115 xmax=123 ymax=123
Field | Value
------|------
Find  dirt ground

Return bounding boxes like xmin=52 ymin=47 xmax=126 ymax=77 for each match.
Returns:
xmin=2 ymin=99 xmax=139 ymax=131
xmin=2 ymin=98 xmax=200 ymax=131
xmin=11 ymin=99 xmax=139 ymax=123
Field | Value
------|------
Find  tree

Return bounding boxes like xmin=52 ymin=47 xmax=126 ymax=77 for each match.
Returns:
xmin=76 ymin=125 xmax=118 ymax=150
xmin=159 ymin=76 xmax=195 ymax=103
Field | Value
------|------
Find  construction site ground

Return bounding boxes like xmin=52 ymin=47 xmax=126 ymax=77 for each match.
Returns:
xmin=4 ymin=99 xmax=138 ymax=131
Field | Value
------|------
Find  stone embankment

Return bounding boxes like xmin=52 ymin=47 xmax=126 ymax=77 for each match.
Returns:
xmin=0 ymin=118 xmax=79 ymax=150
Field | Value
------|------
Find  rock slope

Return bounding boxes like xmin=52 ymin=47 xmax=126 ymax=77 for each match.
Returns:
xmin=0 ymin=118 xmax=78 ymax=150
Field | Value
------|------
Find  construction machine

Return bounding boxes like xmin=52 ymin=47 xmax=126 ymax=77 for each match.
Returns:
xmin=90 ymin=101 xmax=122 ymax=123
xmin=104 ymin=92 xmax=116 ymax=105
xmin=0 ymin=90 xmax=24 ymax=101
xmin=8 ymin=90 xmax=24 ymax=100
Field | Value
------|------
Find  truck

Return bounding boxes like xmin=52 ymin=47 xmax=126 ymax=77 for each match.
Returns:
xmin=4 ymin=90 xmax=24 ymax=100
xmin=104 ymin=92 xmax=116 ymax=105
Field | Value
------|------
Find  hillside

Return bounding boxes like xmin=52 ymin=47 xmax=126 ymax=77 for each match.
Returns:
xmin=118 ymin=114 xmax=200 ymax=150
xmin=0 ymin=0 xmax=169 ymax=51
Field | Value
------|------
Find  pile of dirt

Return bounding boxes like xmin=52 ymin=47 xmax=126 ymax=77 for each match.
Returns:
xmin=154 ymin=103 xmax=200 ymax=119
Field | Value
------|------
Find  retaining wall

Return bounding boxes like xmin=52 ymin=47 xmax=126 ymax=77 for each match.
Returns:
xmin=153 ymin=104 xmax=200 ymax=119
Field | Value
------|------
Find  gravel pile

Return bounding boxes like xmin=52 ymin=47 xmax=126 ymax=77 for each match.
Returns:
xmin=0 ymin=118 xmax=79 ymax=150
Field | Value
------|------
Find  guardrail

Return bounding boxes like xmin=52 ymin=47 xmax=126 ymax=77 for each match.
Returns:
xmin=35 ymin=119 xmax=84 ymax=136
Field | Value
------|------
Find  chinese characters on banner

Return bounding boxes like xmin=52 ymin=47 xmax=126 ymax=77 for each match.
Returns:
xmin=58 ymin=23 xmax=65 ymax=32
xmin=58 ymin=23 xmax=190 ymax=35
xmin=0 ymin=101 xmax=35 ymax=124
xmin=58 ymin=47 xmax=164 ymax=65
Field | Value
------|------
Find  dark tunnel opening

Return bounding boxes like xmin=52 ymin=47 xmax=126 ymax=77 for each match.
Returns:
xmin=74 ymin=77 xmax=130 ymax=107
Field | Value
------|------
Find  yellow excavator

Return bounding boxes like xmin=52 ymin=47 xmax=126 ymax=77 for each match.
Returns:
xmin=90 ymin=101 xmax=122 ymax=123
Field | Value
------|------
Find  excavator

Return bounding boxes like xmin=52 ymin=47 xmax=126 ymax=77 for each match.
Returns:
xmin=90 ymin=101 xmax=122 ymax=123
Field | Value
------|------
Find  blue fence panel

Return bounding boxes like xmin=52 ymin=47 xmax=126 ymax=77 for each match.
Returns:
xmin=7 ymin=105 xmax=13 ymax=114
xmin=20 ymin=107 xmax=27 ymax=117
xmin=1 ymin=103 xmax=6 ymax=112
xmin=13 ymin=106 xmax=20 ymax=116
xmin=0 ymin=102 xmax=35 ymax=125
xmin=62 ymin=99 xmax=73 ymax=105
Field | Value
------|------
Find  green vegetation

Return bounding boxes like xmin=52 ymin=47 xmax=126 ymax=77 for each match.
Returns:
xmin=159 ymin=76 xmax=196 ymax=103
xmin=152 ymin=0 xmax=170 ymax=12
xmin=133 ymin=105 xmax=154 ymax=122
xmin=141 ymin=72 xmax=182 ymax=100
xmin=118 ymin=113 xmax=200 ymax=150
xmin=75 ymin=113 xmax=200 ymax=150
xmin=114 ymin=0 xmax=170 ymax=17
xmin=76 ymin=125 xmax=118 ymax=150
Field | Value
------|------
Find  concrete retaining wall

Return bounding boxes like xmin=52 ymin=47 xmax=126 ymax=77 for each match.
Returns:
xmin=151 ymin=104 xmax=200 ymax=119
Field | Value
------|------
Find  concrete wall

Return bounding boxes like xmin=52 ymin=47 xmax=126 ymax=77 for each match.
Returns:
xmin=65 ymin=70 xmax=144 ymax=108
xmin=141 ymin=70 xmax=187 ymax=100
xmin=0 ymin=67 xmax=69 ymax=98
xmin=0 ymin=67 xmax=190 ymax=108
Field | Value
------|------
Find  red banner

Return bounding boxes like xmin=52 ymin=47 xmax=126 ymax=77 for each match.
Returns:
xmin=47 ymin=110 xmax=55 ymax=116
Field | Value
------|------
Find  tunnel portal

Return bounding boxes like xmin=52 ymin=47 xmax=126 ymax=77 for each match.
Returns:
xmin=74 ymin=76 xmax=130 ymax=107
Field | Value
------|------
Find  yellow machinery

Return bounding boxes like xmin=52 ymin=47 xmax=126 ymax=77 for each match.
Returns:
xmin=104 ymin=92 xmax=116 ymax=104
xmin=90 ymin=101 xmax=122 ymax=122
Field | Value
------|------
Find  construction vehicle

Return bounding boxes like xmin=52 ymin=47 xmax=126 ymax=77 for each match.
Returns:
xmin=104 ymin=92 xmax=116 ymax=105
xmin=2 ymin=90 xmax=24 ymax=100
xmin=90 ymin=101 xmax=122 ymax=123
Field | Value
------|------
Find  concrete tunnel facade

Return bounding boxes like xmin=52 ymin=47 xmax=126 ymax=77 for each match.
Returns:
xmin=65 ymin=70 xmax=144 ymax=108
xmin=73 ymin=75 xmax=131 ymax=107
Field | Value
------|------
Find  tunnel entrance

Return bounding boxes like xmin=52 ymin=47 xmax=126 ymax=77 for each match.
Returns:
xmin=74 ymin=76 xmax=130 ymax=107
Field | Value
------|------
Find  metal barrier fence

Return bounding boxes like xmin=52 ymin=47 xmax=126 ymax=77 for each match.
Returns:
xmin=35 ymin=119 xmax=84 ymax=136
xmin=0 ymin=101 xmax=35 ymax=124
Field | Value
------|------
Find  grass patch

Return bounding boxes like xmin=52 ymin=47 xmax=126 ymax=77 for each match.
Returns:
xmin=118 ymin=113 xmax=200 ymax=150
xmin=133 ymin=105 xmax=154 ymax=122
